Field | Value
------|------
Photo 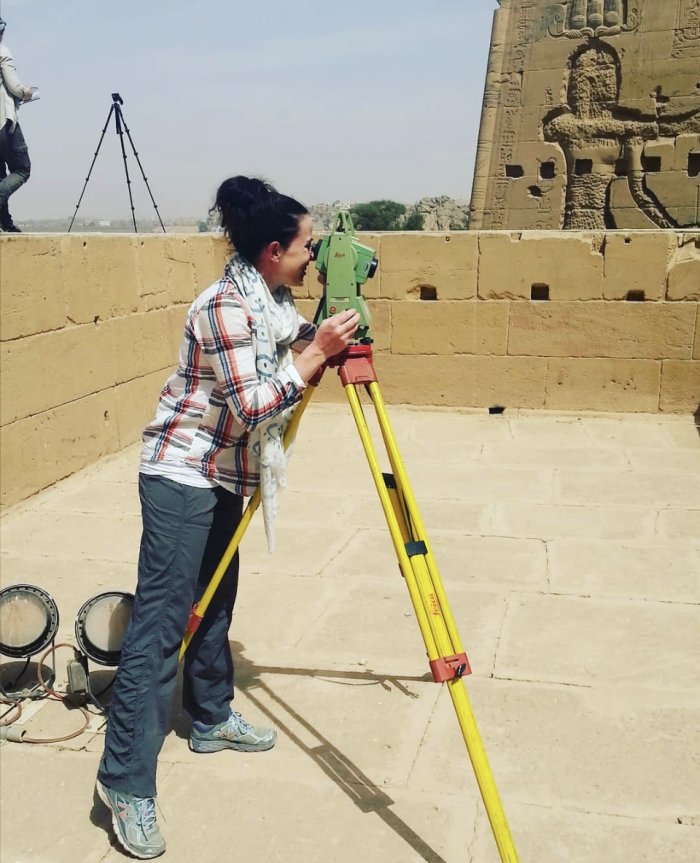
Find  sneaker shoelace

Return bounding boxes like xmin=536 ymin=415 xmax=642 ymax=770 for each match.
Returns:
xmin=133 ymin=797 xmax=158 ymax=835
xmin=228 ymin=710 xmax=253 ymax=736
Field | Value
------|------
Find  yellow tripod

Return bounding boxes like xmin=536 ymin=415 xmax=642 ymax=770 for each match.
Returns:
xmin=180 ymin=345 xmax=520 ymax=863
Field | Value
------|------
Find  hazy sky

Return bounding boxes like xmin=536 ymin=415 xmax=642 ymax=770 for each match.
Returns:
xmin=1 ymin=0 xmax=496 ymax=221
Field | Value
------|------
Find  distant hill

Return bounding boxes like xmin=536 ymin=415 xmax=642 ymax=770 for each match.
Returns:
xmin=413 ymin=196 xmax=470 ymax=231
xmin=17 ymin=198 xmax=470 ymax=234
xmin=14 ymin=217 xmax=200 ymax=233
xmin=308 ymin=197 xmax=470 ymax=232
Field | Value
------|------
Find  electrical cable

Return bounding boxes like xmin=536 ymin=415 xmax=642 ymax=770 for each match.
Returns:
xmin=6 ymin=642 xmax=92 ymax=744
xmin=0 ymin=696 xmax=22 ymax=725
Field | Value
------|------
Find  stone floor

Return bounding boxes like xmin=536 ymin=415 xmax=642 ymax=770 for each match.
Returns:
xmin=1 ymin=404 xmax=699 ymax=863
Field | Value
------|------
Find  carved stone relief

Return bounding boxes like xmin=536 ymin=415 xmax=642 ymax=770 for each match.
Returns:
xmin=542 ymin=42 xmax=700 ymax=229
xmin=489 ymin=2 xmax=536 ymax=228
xmin=470 ymin=0 xmax=700 ymax=229
xmin=672 ymin=0 xmax=700 ymax=58
xmin=549 ymin=0 xmax=639 ymax=39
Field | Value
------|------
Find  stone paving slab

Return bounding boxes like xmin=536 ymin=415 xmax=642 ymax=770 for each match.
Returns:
xmin=408 ymin=680 xmax=700 ymax=820
xmin=656 ymin=508 xmax=700 ymax=541
xmin=320 ymin=529 xmax=548 ymax=590
xmin=547 ymin=540 xmax=700 ymax=602
xmin=488 ymin=501 xmax=659 ymax=540
xmin=481 ymin=443 xmax=630 ymax=468
xmin=0 ymin=510 xmax=143 ymax=564
xmin=1 ymin=406 xmax=699 ymax=863
xmin=156 ymin=763 xmax=474 ymax=863
xmin=554 ymin=468 xmax=700 ymax=507
xmin=0 ymin=746 xmax=113 ymax=863
xmin=495 ymin=592 xmax=700 ymax=690
xmin=470 ymin=802 xmax=700 ymax=863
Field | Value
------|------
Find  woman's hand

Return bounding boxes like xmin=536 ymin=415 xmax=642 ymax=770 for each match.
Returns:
xmin=313 ymin=309 xmax=360 ymax=360
xmin=294 ymin=309 xmax=361 ymax=383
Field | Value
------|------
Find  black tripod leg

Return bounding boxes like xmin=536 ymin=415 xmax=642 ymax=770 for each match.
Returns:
xmin=68 ymin=105 xmax=114 ymax=233
xmin=116 ymin=105 xmax=166 ymax=233
xmin=114 ymin=105 xmax=137 ymax=233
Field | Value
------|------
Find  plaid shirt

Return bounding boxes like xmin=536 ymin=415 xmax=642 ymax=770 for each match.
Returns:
xmin=141 ymin=274 xmax=315 ymax=496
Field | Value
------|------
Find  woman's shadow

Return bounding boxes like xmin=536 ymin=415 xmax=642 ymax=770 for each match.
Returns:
xmin=92 ymin=639 xmax=447 ymax=863
xmin=173 ymin=640 xmax=447 ymax=863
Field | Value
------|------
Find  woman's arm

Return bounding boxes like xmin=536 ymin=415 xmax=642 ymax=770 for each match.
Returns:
xmin=291 ymin=313 xmax=316 ymax=353
xmin=0 ymin=48 xmax=32 ymax=100
xmin=196 ymin=294 xmax=359 ymax=429
xmin=196 ymin=293 xmax=302 ymax=431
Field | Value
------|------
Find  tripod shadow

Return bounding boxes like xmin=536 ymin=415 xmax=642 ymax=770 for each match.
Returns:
xmin=171 ymin=641 xmax=447 ymax=863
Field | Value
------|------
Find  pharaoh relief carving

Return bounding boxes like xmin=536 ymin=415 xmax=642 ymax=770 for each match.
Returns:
xmin=542 ymin=42 xmax=700 ymax=229
xmin=549 ymin=0 xmax=639 ymax=38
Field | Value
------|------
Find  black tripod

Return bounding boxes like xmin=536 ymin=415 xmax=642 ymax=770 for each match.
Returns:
xmin=68 ymin=93 xmax=165 ymax=233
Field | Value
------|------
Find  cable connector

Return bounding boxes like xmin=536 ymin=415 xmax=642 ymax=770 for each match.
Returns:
xmin=0 ymin=725 xmax=26 ymax=743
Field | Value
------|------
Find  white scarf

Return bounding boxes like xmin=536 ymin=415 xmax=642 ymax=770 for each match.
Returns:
xmin=225 ymin=254 xmax=300 ymax=552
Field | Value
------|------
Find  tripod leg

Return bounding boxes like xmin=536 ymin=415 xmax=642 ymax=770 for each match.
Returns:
xmin=179 ymin=381 xmax=320 ymax=660
xmin=342 ymin=383 xmax=460 ymax=665
xmin=117 ymin=105 xmax=166 ymax=233
xmin=68 ymin=105 xmax=114 ymax=232
xmin=114 ymin=106 xmax=137 ymax=233
xmin=342 ymin=378 xmax=520 ymax=863
xmin=368 ymin=381 xmax=465 ymax=655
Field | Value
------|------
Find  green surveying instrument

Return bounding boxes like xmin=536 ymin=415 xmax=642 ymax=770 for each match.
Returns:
xmin=311 ymin=210 xmax=376 ymax=342
xmin=180 ymin=211 xmax=520 ymax=863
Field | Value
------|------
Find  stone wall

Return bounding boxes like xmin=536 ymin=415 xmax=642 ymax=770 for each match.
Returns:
xmin=1 ymin=230 xmax=698 ymax=507
xmin=470 ymin=0 xmax=700 ymax=230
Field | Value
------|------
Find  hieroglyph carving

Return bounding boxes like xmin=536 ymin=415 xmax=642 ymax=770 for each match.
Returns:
xmin=549 ymin=1 xmax=639 ymax=39
xmin=672 ymin=0 xmax=700 ymax=58
xmin=491 ymin=5 xmax=534 ymax=227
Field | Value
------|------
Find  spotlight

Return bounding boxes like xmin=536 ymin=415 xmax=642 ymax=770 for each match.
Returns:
xmin=0 ymin=584 xmax=60 ymax=660
xmin=68 ymin=591 xmax=133 ymax=708
xmin=74 ymin=591 xmax=133 ymax=666
xmin=0 ymin=584 xmax=60 ymax=699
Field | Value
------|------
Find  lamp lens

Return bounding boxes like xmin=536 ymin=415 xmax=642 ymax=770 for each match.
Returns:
xmin=0 ymin=585 xmax=60 ymax=658
xmin=75 ymin=592 xmax=133 ymax=666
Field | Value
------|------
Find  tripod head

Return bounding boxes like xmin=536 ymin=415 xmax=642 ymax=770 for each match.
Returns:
xmin=111 ymin=92 xmax=123 ymax=105
xmin=312 ymin=210 xmax=378 ymax=343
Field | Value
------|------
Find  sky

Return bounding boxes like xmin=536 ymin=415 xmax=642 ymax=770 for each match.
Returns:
xmin=0 ymin=0 xmax=497 ymax=221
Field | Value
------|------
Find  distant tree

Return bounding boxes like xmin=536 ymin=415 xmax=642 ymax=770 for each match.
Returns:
xmin=198 ymin=220 xmax=208 ymax=232
xmin=403 ymin=210 xmax=425 ymax=230
xmin=350 ymin=200 xmax=406 ymax=231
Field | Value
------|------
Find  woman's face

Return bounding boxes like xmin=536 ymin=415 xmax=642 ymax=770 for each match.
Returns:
xmin=274 ymin=214 xmax=314 ymax=287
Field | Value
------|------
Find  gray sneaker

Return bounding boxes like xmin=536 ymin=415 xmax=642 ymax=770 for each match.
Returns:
xmin=189 ymin=709 xmax=276 ymax=753
xmin=96 ymin=780 xmax=166 ymax=859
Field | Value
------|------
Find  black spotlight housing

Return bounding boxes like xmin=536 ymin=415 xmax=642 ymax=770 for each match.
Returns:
xmin=0 ymin=584 xmax=60 ymax=659
xmin=74 ymin=591 xmax=133 ymax=667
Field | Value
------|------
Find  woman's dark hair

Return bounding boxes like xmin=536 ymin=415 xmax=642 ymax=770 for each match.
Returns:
xmin=212 ymin=176 xmax=308 ymax=263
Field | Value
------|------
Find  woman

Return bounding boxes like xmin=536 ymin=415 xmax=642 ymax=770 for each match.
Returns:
xmin=96 ymin=176 xmax=359 ymax=859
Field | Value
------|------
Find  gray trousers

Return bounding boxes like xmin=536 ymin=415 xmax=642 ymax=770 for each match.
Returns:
xmin=0 ymin=121 xmax=31 ymax=210
xmin=97 ymin=474 xmax=243 ymax=798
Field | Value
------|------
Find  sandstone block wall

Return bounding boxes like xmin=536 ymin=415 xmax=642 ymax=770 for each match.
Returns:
xmin=1 ymin=234 xmax=229 ymax=509
xmin=1 ymin=229 xmax=698 ymax=507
